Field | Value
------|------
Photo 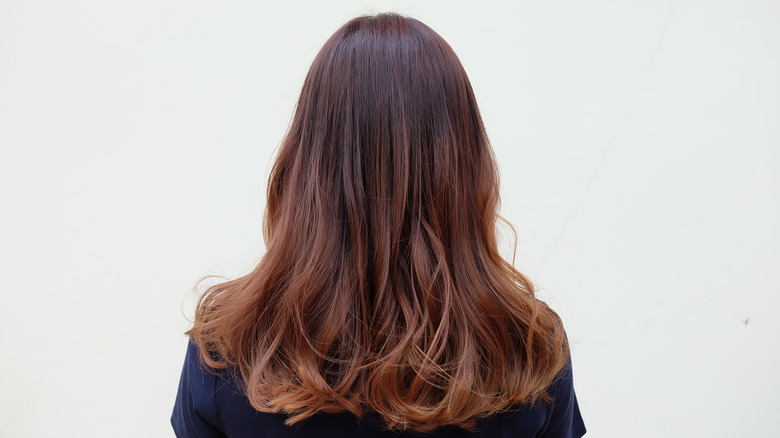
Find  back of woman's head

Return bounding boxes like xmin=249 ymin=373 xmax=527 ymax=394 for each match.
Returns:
xmin=189 ymin=12 xmax=568 ymax=433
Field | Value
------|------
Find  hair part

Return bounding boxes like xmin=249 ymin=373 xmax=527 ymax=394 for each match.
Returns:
xmin=188 ymin=12 xmax=568 ymax=433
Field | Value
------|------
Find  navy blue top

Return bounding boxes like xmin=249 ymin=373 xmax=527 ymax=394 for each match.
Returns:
xmin=172 ymin=340 xmax=586 ymax=437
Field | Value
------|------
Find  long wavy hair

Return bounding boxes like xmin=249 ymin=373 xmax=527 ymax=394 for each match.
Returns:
xmin=187 ymin=12 xmax=568 ymax=433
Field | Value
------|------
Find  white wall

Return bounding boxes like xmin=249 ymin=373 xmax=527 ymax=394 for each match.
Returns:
xmin=1 ymin=1 xmax=777 ymax=436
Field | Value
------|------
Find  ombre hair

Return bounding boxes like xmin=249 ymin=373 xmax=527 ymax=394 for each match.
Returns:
xmin=188 ymin=12 xmax=568 ymax=433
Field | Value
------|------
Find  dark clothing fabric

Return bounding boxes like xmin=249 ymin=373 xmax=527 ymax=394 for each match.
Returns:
xmin=172 ymin=340 xmax=586 ymax=438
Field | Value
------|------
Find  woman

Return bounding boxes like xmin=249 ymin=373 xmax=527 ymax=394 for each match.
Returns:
xmin=172 ymin=12 xmax=585 ymax=437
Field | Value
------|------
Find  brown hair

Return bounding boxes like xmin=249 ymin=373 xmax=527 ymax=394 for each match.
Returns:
xmin=187 ymin=12 xmax=568 ymax=433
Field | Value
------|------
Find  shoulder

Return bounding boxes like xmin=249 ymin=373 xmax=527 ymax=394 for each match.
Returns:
xmin=537 ymin=349 xmax=587 ymax=437
xmin=171 ymin=339 xmax=225 ymax=437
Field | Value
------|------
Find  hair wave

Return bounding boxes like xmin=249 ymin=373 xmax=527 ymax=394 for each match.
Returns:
xmin=187 ymin=12 xmax=568 ymax=433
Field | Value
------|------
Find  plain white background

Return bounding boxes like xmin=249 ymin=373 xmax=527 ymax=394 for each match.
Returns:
xmin=1 ymin=0 xmax=778 ymax=436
